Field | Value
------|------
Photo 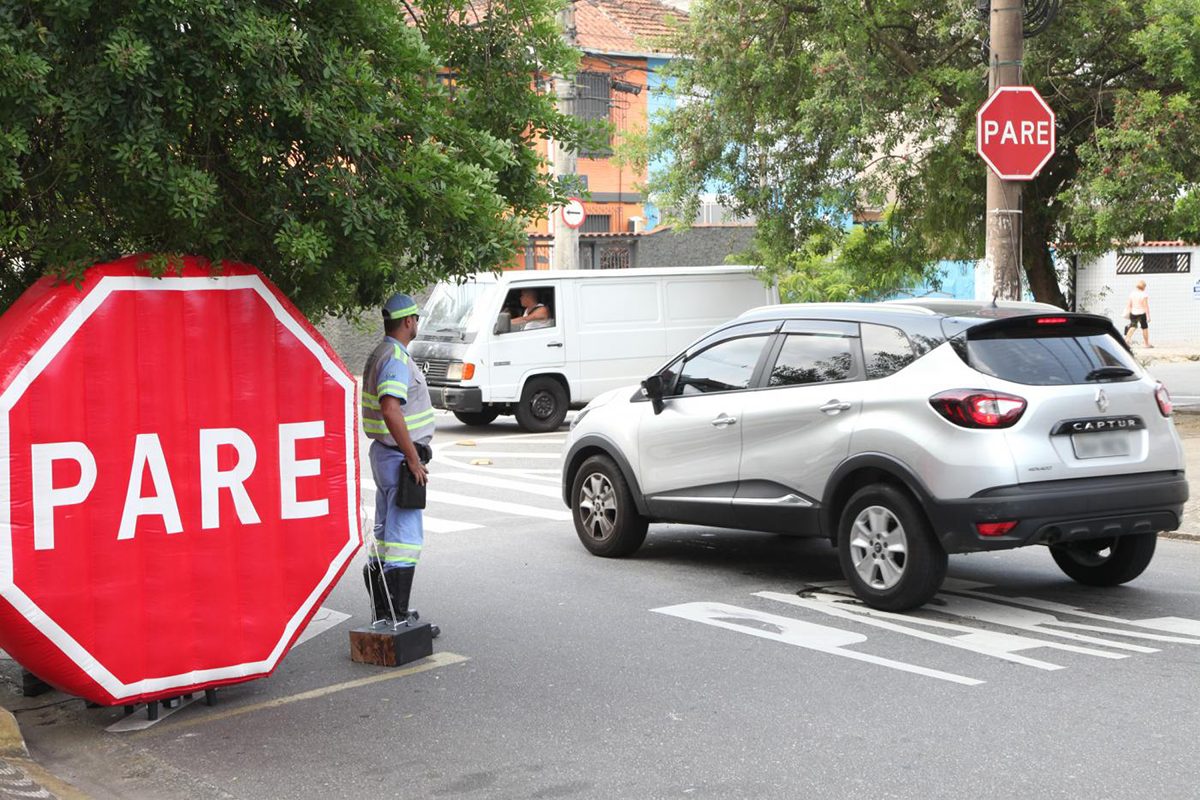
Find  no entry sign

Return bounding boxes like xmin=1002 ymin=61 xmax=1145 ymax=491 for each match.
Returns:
xmin=976 ymin=86 xmax=1056 ymax=180
xmin=0 ymin=255 xmax=360 ymax=705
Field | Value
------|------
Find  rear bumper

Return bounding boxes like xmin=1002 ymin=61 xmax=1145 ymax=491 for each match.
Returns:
xmin=927 ymin=471 xmax=1189 ymax=553
xmin=428 ymin=385 xmax=484 ymax=413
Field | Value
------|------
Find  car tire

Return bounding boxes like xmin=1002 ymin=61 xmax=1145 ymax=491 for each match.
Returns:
xmin=837 ymin=484 xmax=947 ymax=611
xmin=453 ymin=409 xmax=500 ymax=427
xmin=515 ymin=377 xmax=568 ymax=433
xmin=571 ymin=455 xmax=648 ymax=557
xmin=1049 ymin=533 xmax=1157 ymax=586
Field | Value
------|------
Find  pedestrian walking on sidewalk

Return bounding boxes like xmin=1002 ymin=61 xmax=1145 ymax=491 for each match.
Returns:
xmin=1124 ymin=280 xmax=1153 ymax=348
xmin=361 ymin=292 xmax=440 ymax=637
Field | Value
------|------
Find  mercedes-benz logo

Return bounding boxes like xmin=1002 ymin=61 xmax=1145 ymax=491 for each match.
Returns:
xmin=1095 ymin=387 xmax=1109 ymax=412
xmin=421 ymin=361 xmax=431 ymax=373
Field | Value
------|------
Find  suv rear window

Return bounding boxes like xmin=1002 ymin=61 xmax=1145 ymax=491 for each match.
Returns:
xmin=958 ymin=317 xmax=1140 ymax=386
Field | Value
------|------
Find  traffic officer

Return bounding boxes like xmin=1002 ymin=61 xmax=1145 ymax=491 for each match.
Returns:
xmin=361 ymin=292 xmax=439 ymax=637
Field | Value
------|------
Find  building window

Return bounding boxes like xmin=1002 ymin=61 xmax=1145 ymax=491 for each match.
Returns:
xmin=580 ymin=214 xmax=611 ymax=233
xmin=1116 ymin=252 xmax=1191 ymax=274
xmin=576 ymin=72 xmax=613 ymax=158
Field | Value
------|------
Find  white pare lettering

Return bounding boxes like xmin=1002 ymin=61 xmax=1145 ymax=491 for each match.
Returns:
xmin=199 ymin=428 xmax=261 ymax=529
xmin=27 ymin=423 xmax=331 ymax=549
xmin=118 ymin=433 xmax=183 ymax=540
xmin=31 ymin=442 xmax=97 ymax=551
xmin=984 ymin=119 xmax=1052 ymax=146
xmin=278 ymin=421 xmax=329 ymax=520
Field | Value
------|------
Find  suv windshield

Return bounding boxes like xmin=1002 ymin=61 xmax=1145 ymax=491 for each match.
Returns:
xmin=421 ymin=281 xmax=492 ymax=340
xmin=957 ymin=316 xmax=1140 ymax=386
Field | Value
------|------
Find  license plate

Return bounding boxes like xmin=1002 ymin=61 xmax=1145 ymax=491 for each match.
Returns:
xmin=1071 ymin=432 xmax=1130 ymax=459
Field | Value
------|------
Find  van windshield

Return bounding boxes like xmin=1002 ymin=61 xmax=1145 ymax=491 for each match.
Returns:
xmin=421 ymin=281 xmax=492 ymax=340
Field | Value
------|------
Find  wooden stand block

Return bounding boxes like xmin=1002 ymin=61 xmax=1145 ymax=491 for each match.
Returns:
xmin=349 ymin=623 xmax=433 ymax=667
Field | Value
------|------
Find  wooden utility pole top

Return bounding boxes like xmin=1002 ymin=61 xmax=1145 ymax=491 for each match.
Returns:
xmin=551 ymin=1 xmax=580 ymax=271
xmin=985 ymin=0 xmax=1024 ymax=300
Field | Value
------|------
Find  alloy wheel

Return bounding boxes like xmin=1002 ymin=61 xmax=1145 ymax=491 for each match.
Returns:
xmin=579 ymin=473 xmax=617 ymax=540
xmin=849 ymin=505 xmax=908 ymax=590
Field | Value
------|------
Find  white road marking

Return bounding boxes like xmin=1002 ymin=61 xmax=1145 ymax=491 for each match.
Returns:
xmin=757 ymin=592 xmax=1070 ymax=669
xmin=426 ymin=489 xmax=572 ymax=521
xmin=948 ymin=590 xmax=1200 ymax=645
xmin=434 ymin=450 xmax=561 ymax=459
xmin=817 ymin=582 xmax=1156 ymax=654
xmin=434 ymin=471 xmax=562 ymax=499
xmin=653 ymin=602 xmax=983 ymax=686
xmin=294 ymin=607 xmax=352 ymax=646
xmin=420 ymin=517 xmax=484 ymax=533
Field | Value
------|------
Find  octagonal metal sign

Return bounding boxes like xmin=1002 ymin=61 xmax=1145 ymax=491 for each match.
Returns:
xmin=0 ymin=255 xmax=361 ymax=705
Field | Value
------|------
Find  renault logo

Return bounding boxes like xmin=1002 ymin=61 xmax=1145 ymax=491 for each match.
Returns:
xmin=1095 ymin=388 xmax=1109 ymax=413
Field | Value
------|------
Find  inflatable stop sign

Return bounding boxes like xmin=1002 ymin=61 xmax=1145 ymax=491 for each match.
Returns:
xmin=0 ymin=255 xmax=360 ymax=705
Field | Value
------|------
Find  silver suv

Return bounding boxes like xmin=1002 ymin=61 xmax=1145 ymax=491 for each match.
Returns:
xmin=562 ymin=300 xmax=1189 ymax=610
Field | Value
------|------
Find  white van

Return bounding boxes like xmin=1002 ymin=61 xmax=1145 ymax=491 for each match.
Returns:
xmin=409 ymin=266 xmax=778 ymax=432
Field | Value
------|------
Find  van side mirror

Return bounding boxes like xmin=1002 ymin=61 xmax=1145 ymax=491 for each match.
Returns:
xmin=642 ymin=374 xmax=666 ymax=415
xmin=494 ymin=311 xmax=512 ymax=335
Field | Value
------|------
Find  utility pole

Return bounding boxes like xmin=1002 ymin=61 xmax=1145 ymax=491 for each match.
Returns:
xmin=551 ymin=0 xmax=580 ymax=270
xmin=985 ymin=0 xmax=1024 ymax=300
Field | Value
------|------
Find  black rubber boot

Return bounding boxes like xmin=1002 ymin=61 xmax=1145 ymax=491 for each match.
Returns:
xmin=383 ymin=567 xmax=440 ymax=638
xmin=363 ymin=562 xmax=391 ymax=623
xmin=383 ymin=567 xmax=415 ymax=623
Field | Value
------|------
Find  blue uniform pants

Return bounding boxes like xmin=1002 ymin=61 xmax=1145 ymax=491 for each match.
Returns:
xmin=368 ymin=441 xmax=423 ymax=572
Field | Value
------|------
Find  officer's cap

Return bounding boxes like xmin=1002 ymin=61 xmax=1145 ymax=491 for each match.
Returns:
xmin=382 ymin=292 xmax=419 ymax=320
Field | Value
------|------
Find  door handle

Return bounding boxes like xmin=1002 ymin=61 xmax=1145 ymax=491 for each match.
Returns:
xmin=546 ymin=342 xmax=563 ymax=348
xmin=711 ymin=414 xmax=738 ymax=428
xmin=819 ymin=400 xmax=852 ymax=414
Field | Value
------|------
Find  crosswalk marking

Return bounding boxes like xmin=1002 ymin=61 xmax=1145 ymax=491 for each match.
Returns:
xmin=439 ymin=450 xmax=561 ymax=460
xmin=426 ymin=489 xmax=572 ymax=521
xmin=434 ymin=471 xmax=563 ymax=499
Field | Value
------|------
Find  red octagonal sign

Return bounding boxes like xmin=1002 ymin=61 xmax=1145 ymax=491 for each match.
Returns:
xmin=0 ymin=255 xmax=360 ymax=705
xmin=976 ymin=86 xmax=1056 ymax=181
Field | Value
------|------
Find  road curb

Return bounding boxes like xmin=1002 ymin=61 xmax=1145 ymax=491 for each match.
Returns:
xmin=0 ymin=708 xmax=25 ymax=760
xmin=0 ymin=703 xmax=89 ymax=799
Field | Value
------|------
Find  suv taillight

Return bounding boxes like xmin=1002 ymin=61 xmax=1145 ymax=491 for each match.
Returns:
xmin=1155 ymin=382 xmax=1173 ymax=417
xmin=930 ymin=390 xmax=1027 ymax=429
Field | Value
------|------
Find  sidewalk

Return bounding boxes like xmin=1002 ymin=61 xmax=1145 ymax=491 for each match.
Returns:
xmin=1169 ymin=413 xmax=1200 ymax=542
xmin=0 ymin=705 xmax=85 ymax=800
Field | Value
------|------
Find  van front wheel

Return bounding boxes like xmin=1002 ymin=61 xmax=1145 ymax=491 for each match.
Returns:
xmin=515 ymin=377 xmax=568 ymax=433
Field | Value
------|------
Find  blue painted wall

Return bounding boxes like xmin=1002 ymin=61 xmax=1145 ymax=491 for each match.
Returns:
xmin=643 ymin=56 xmax=674 ymax=231
xmin=885 ymin=260 xmax=977 ymax=300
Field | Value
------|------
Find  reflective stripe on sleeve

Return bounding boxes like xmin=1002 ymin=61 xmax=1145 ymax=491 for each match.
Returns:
xmin=377 ymin=380 xmax=408 ymax=400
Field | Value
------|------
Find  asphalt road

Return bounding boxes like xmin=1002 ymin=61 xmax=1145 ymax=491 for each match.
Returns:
xmin=5 ymin=412 xmax=1200 ymax=800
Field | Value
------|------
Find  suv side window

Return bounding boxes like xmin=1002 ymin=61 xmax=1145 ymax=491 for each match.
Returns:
xmin=861 ymin=323 xmax=916 ymax=379
xmin=675 ymin=336 xmax=770 ymax=395
xmin=768 ymin=333 xmax=857 ymax=386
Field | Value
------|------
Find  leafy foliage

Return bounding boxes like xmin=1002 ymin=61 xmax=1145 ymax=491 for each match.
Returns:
xmin=0 ymin=0 xmax=588 ymax=315
xmin=651 ymin=0 xmax=1200 ymax=305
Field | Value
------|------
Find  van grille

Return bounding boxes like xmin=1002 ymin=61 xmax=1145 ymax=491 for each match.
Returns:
xmin=419 ymin=357 xmax=454 ymax=384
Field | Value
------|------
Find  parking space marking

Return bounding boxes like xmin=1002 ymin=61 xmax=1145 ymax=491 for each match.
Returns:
xmin=139 ymin=652 xmax=470 ymax=734
xmin=653 ymin=602 xmax=983 ymax=686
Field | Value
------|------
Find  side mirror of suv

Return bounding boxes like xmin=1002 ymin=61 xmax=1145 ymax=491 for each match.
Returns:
xmin=494 ymin=311 xmax=512 ymax=335
xmin=642 ymin=374 xmax=666 ymax=415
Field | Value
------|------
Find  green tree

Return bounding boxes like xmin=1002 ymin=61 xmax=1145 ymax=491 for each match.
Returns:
xmin=650 ymin=0 xmax=1200 ymax=306
xmin=0 ymin=0 xmax=589 ymax=316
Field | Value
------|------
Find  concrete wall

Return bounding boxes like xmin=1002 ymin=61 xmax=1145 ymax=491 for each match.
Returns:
xmin=636 ymin=225 xmax=756 ymax=268
xmin=1075 ymin=247 xmax=1200 ymax=346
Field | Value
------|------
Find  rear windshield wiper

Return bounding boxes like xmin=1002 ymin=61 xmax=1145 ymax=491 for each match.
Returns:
xmin=1085 ymin=366 xmax=1135 ymax=381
